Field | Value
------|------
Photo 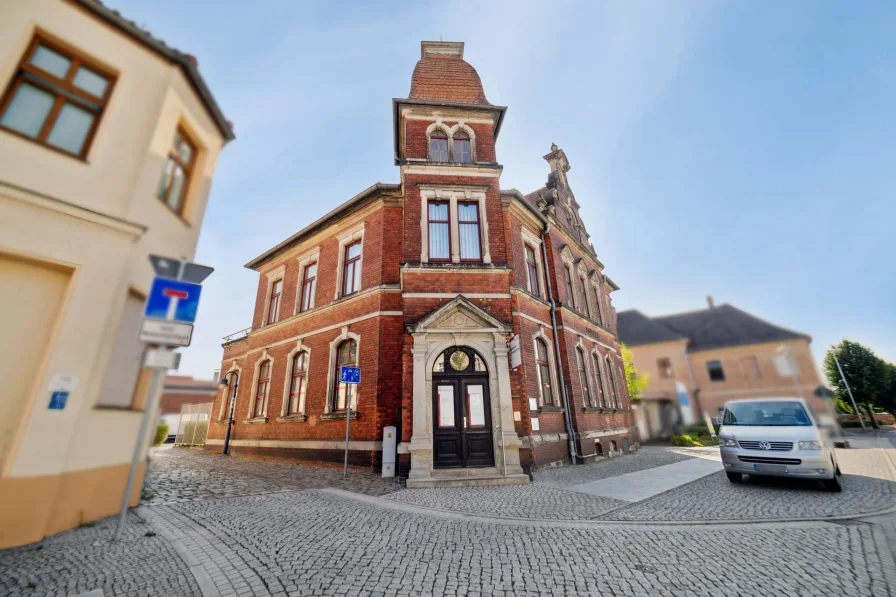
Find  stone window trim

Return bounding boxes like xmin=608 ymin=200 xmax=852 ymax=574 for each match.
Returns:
xmin=425 ymin=120 xmax=477 ymax=163
xmin=245 ymin=350 xmax=273 ymax=423
xmin=293 ymin=247 xmax=321 ymax=315
xmin=576 ymin=261 xmax=592 ymax=319
xmin=217 ymin=362 xmax=242 ymax=422
xmin=279 ymin=339 xmax=311 ymax=420
xmin=333 ymin=222 xmax=366 ymax=300
xmin=260 ymin=265 xmax=286 ymax=328
xmin=589 ymin=272 xmax=605 ymax=325
xmin=520 ymin=228 xmax=546 ymax=299
xmin=591 ymin=346 xmax=612 ymax=409
xmin=325 ymin=327 xmax=361 ymax=414
xmin=605 ymin=353 xmax=622 ymax=409
xmin=574 ymin=336 xmax=599 ymax=408
xmin=419 ymin=186 xmax=491 ymax=264
xmin=531 ymin=328 xmax=560 ymax=407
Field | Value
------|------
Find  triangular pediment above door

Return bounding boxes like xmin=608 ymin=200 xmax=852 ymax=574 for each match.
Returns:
xmin=408 ymin=295 xmax=512 ymax=334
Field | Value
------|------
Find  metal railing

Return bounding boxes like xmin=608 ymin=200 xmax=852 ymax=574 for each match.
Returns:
xmin=222 ymin=327 xmax=251 ymax=344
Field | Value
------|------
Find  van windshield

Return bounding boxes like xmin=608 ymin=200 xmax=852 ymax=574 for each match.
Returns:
xmin=722 ymin=401 xmax=813 ymax=426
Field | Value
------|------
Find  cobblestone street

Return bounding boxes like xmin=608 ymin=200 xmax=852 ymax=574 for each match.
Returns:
xmin=3 ymin=432 xmax=896 ymax=596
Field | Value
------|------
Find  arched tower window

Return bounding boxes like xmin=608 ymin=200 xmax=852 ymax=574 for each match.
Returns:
xmin=430 ymin=130 xmax=448 ymax=162
xmin=452 ymin=131 xmax=471 ymax=163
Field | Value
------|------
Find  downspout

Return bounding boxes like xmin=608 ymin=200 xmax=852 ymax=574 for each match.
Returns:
xmin=540 ymin=226 xmax=581 ymax=464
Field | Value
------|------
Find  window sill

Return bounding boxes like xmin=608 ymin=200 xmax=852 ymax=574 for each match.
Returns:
xmin=94 ymin=405 xmax=142 ymax=413
xmin=538 ymin=406 xmax=564 ymax=413
xmin=157 ymin=196 xmax=193 ymax=227
xmin=243 ymin=417 xmax=268 ymax=424
xmin=276 ymin=414 xmax=307 ymax=423
xmin=583 ymin=407 xmax=603 ymax=414
xmin=215 ymin=419 xmax=230 ymax=425
xmin=320 ymin=410 xmax=359 ymax=421
xmin=0 ymin=125 xmax=90 ymax=162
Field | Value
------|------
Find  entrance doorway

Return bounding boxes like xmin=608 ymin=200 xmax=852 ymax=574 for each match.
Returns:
xmin=431 ymin=347 xmax=495 ymax=468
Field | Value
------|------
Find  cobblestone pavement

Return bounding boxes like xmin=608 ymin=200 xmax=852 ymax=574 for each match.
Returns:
xmin=0 ymin=512 xmax=198 ymax=597
xmin=533 ymin=445 xmax=702 ymax=488
xmin=385 ymin=484 xmax=628 ymax=519
xmin=143 ymin=447 xmax=401 ymax=504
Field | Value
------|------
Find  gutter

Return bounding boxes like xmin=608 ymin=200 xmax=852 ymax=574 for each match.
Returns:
xmin=503 ymin=190 xmax=581 ymax=464
xmin=244 ymin=182 xmax=401 ymax=270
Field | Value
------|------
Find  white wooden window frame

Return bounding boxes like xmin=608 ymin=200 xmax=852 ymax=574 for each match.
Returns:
xmin=425 ymin=120 xmax=477 ymax=163
xmin=246 ymin=350 xmax=273 ymax=421
xmin=293 ymin=247 xmax=321 ymax=314
xmin=325 ymin=328 xmax=362 ymax=413
xmin=419 ymin=186 xmax=491 ymax=264
xmin=218 ymin=363 xmax=241 ymax=420
xmin=334 ymin=223 xmax=366 ymax=300
xmin=520 ymin=228 xmax=546 ymax=299
xmin=260 ymin=265 xmax=286 ymax=327
xmin=280 ymin=340 xmax=312 ymax=418
xmin=531 ymin=328 xmax=560 ymax=407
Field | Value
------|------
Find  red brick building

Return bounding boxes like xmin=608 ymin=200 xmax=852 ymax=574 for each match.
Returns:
xmin=208 ymin=41 xmax=636 ymax=487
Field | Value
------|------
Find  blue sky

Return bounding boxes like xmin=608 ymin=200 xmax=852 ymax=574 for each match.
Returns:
xmin=111 ymin=0 xmax=896 ymax=380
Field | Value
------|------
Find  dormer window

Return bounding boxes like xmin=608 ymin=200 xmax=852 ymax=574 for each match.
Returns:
xmin=452 ymin=131 xmax=471 ymax=163
xmin=430 ymin=130 xmax=448 ymax=162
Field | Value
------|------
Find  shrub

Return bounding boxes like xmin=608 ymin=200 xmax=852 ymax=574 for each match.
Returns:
xmin=671 ymin=434 xmax=702 ymax=447
xmin=153 ymin=423 xmax=169 ymax=446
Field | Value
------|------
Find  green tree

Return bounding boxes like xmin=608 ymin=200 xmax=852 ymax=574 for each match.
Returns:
xmin=876 ymin=362 xmax=896 ymax=415
xmin=621 ymin=343 xmax=648 ymax=402
xmin=824 ymin=340 xmax=885 ymax=429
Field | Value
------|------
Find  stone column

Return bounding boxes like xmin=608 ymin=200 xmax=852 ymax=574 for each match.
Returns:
xmin=407 ymin=333 xmax=432 ymax=481
xmin=493 ymin=333 xmax=524 ymax=475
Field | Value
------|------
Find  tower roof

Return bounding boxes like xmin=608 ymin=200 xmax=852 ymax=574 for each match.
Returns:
xmin=408 ymin=41 xmax=491 ymax=105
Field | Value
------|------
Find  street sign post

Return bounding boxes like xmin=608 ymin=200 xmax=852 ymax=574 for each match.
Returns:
xmin=340 ymin=366 xmax=361 ymax=477
xmin=114 ymin=256 xmax=213 ymax=542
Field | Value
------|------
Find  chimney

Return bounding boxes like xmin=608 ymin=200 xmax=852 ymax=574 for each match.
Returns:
xmin=707 ymin=296 xmax=715 ymax=309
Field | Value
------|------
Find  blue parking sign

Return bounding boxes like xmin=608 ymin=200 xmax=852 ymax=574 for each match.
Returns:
xmin=340 ymin=366 xmax=361 ymax=384
xmin=145 ymin=277 xmax=202 ymax=323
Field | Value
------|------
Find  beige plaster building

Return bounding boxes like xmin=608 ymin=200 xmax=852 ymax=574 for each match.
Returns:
xmin=618 ymin=300 xmax=828 ymax=440
xmin=0 ymin=0 xmax=232 ymax=548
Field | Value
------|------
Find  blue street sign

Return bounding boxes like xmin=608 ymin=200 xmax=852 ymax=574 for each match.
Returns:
xmin=48 ymin=391 xmax=68 ymax=410
xmin=144 ymin=277 xmax=202 ymax=323
xmin=340 ymin=366 xmax=361 ymax=384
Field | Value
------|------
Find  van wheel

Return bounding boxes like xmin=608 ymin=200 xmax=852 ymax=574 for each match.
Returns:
xmin=823 ymin=476 xmax=842 ymax=492
xmin=726 ymin=472 xmax=743 ymax=483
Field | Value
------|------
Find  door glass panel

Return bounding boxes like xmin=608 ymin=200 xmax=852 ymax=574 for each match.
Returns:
xmin=467 ymin=385 xmax=485 ymax=427
xmin=437 ymin=385 xmax=455 ymax=428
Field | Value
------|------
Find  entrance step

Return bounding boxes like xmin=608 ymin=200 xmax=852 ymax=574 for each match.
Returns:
xmin=406 ymin=473 xmax=530 ymax=488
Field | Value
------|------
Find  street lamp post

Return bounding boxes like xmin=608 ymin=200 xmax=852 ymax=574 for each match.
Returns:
xmin=219 ymin=373 xmax=239 ymax=454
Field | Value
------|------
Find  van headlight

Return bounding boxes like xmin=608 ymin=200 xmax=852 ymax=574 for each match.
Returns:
xmin=798 ymin=440 xmax=822 ymax=450
xmin=719 ymin=437 xmax=737 ymax=447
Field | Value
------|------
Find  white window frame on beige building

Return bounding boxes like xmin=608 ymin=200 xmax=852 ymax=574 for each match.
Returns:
xmin=279 ymin=340 xmax=311 ymax=421
xmin=246 ymin=350 xmax=273 ymax=423
xmin=217 ymin=362 xmax=242 ymax=421
xmin=334 ymin=222 xmax=366 ymax=300
xmin=531 ymin=327 xmax=561 ymax=407
xmin=574 ymin=336 xmax=599 ymax=408
xmin=293 ymin=247 xmax=321 ymax=314
xmin=260 ymin=264 xmax=286 ymax=326
xmin=419 ymin=185 xmax=491 ymax=264
xmin=324 ymin=328 xmax=361 ymax=414
xmin=520 ymin=228 xmax=546 ymax=298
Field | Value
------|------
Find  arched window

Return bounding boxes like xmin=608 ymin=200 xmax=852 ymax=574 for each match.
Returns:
xmin=595 ymin=440 xmax=603 ymax=456
xmin=576 ymin=347 xmax=592 ymax=407
xmin=287 ymin=352 xmax=308 ymax=415
xmin=254 ymin=360 xmax=270 ymax=417
xmin=606 ymin=355 xmax=619 ymax=408
xmin=610 ymin=439 xmax=618 ymax=452
xmin=452 ymin=130 xmax=471 ymax=163
xmin=430 ymin=130 xmax=448 ymax=162
xmin=592 ymin=353 xmax=606 ymax=407
xmin=334 ymin=339 xmax=358 ymax=411
xmin=219 ymin=370 xmax=239 ymax=420
xmin=535 ymin=338 xmax=553 ymax=405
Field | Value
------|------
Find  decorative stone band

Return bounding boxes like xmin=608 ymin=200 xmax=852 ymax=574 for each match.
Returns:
xmin=204 ymin=438 xmax=383 ymax=451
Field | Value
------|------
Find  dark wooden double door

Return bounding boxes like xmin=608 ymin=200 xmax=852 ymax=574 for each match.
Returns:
xmin=432 ymin=376 xmax=494 ymax=469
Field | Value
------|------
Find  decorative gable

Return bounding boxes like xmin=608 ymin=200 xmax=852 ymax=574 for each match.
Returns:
xmin=409 ymin=295 xmax=511 ymax=334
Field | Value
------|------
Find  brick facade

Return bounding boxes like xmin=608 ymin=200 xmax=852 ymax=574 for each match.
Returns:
xmin=208 ymin=41 xmax=637 ymax=476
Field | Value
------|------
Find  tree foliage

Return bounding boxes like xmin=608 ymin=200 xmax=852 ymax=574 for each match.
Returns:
xmin=621 ymin=343 xmax=648 ymax=402
xmin=823 ymin=340 xmax=895 ymax=423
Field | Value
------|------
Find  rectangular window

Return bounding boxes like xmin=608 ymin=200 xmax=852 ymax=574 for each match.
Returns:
xmin=593 ymin=290 xmax=603 ymax=325
xmin=267 ymin=279 xmax=282 ymax=325
xmin=342 ymin=241 xmax=362 ymax=296
xmin=427 ymin=201 xmax=450 ymax=261
xmin=707 ymin=360 xmax=725 ymax=382
xmin=524 ymin=245 xmax=540 ymax=297
xmin=457 ymin=202 xmax=482 ymax=261
xmin=741 ymin=356 xmax=761 ymax=380
xmin=0 ymin=36 xmax=115 ymax=158
xmin=300 ymin=263 xmax=317 ymax=312
xmin=156 ymin=127 xmax=197 ymax=215
xmin=657 ymin=358 xmax=673 ymax=378
xmin=563 ymin=266 xmax=575 ymax=308
xmin=579 ymin=276 xmax=591 ymax=318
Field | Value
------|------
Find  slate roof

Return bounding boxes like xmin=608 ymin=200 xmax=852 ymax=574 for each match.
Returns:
xmin=74 ymin=0 xmax=234 ymax=141
xmin=409 ymin=55 xmax=490 ymax=105
xmin=617 ymin=310 xmax=686 ymax=347
xmin=618 ymin=304 xmax=811 ymax=352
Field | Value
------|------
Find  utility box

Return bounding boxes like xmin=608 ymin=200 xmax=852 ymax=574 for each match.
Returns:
xmin=382 ymin=426 xmax=397 ymax=478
